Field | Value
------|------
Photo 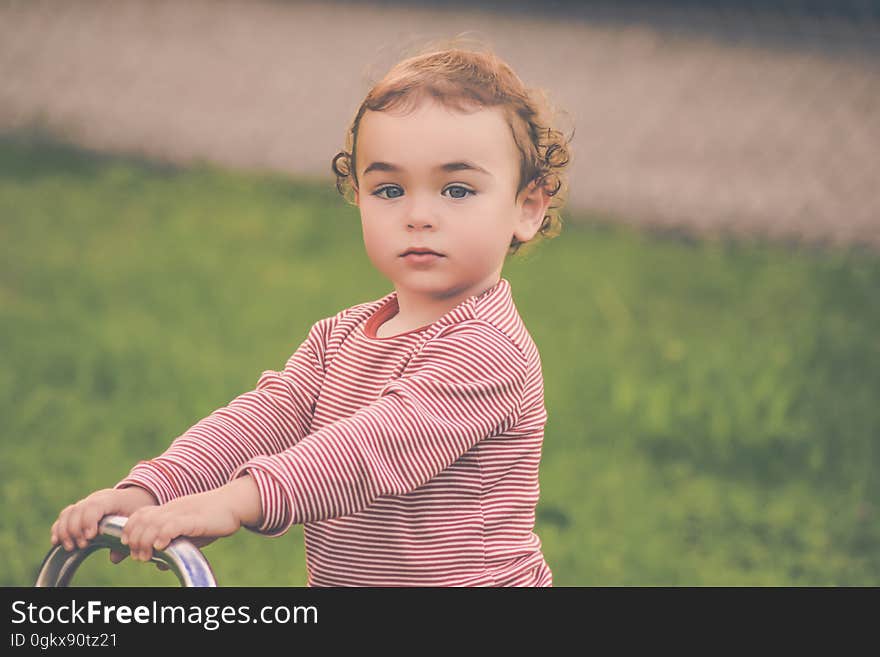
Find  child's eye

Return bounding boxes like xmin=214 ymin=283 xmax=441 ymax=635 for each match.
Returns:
xmin=443 ymin=185 xmax=475 ymax=200
xmin=372 ymin=185 xmax=404 ymax=200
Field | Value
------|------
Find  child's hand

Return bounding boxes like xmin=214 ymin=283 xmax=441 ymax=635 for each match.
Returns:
xmin=119 ymin=488 xmax=243 ymax=563
xmin=51 ymin=486 xmax=158 ymax=552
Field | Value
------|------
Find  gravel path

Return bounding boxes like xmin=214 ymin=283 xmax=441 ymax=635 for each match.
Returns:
xmin=1 ymin=0 xmax=878 ymax=249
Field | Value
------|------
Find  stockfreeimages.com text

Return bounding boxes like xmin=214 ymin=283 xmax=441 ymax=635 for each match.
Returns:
xmin=11 ymin=600 xmax=317 ymax=631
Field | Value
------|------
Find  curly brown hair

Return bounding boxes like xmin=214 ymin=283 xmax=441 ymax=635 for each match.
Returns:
xmin=331 ymin=37 xmax=574 ymax=256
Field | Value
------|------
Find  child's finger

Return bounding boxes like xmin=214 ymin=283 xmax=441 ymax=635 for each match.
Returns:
xmin=132 ymin=533 xmax=152 ymax=562
xmin=139 ymin=522 xmax=166 ymax=558
xmin=131 ymin=517 xmax=160 ymax=562
xmin=81 ymin=506 xmax=104 ymax=543
xmin=53 ymin=507 xmax=70 ymax=548
xmin=121 ymin=518 xmax=146 ymax=560
xmin=55 ymin=505 xmax=77 ymax=551
xmin=152 ymin=522 xmax=181 ymax=553
xmin=66 ymin=505 xmax=87 ymax=548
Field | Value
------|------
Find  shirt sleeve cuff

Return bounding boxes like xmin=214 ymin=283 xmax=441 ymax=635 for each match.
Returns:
xmin=230 ymin=464 xmax=293 ymax=537
xmin=113 ymin=461 xmax=179 ymax=505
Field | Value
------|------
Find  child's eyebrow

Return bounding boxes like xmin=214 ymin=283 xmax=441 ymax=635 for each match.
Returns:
xmin=362 ymin=160 xmax=493 ymax=178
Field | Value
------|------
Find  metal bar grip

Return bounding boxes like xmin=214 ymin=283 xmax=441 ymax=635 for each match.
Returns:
xmin=35 ymin=515 xmax=218 ymax=587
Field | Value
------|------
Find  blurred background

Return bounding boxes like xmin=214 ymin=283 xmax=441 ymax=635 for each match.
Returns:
xmin=1 ymin=0 xmax=878 ymax=586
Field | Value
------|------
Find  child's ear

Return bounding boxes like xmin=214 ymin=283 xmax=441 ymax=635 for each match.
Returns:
xmin=513 ymin=180 xmax=552 ymax=243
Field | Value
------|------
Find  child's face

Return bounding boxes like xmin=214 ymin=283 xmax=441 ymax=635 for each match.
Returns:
xmin=354 ymin=97 xmax=549 ymax=304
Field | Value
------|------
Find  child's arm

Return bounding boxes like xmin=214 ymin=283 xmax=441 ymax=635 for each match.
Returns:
xmin=112 ymin=314 xmax=340 ymax=507
xmin=232 ymin=320 xmax=528 ymax=535
xmin=120 ymin=319 xmax=528 ymax=561
xmin=232 ymin=319 xmax=528 ymax=534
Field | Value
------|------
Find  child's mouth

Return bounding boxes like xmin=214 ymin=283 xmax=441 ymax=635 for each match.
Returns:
xmin=400 ymin=248 xmax=445 ymax=265
xmin=401 ymin=252 xmax=444 ymax=265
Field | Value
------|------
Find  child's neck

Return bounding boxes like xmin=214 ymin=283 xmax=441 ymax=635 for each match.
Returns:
xmin=390 ymin=275 xmax=502 ymax=333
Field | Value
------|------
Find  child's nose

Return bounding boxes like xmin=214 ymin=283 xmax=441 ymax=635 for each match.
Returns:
xmin=404 ymin=193 xmax=438 ymax=229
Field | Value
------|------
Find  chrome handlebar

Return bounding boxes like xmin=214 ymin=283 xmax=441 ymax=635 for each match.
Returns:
xmin=35 ymin=515 xmax=217 ymax=587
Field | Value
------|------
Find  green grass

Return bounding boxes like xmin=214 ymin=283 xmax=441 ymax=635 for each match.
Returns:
xmin=2 ymin=134 xmax=879 ymax=586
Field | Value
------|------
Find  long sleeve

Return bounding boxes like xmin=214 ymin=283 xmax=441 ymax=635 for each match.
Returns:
xmin=113 ymin=313 xmax=340 ymax=517
xmin=230 ymin=319 xmax=528 ymax=537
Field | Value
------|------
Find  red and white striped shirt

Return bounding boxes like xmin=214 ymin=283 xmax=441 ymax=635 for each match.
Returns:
xmin=115 ymin=277 xmax=552 ymax=586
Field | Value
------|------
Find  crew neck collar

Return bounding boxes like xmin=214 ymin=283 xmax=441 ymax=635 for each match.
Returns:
xmin=362 ymin=278 xmax=508 ymax=341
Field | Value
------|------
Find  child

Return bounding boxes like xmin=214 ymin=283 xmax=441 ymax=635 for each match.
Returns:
xmin=50 ymin=40 xmax=572 ymax=587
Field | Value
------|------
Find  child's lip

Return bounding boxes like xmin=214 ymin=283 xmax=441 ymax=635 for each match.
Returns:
xmin=400 ymin=248 xmax=444 ymax=256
